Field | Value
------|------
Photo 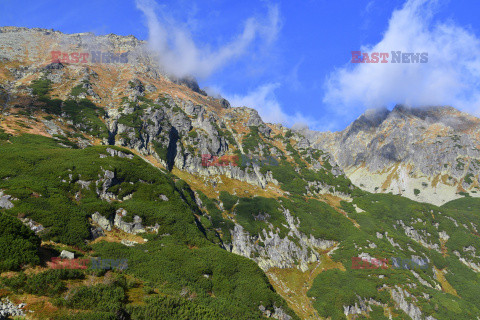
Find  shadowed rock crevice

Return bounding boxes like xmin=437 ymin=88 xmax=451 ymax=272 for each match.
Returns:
xmin=167 ymin=127 xmax=179 ymax=171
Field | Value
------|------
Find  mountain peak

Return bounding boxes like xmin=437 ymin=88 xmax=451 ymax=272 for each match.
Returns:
xmin=344 ymin=107 xmax=390 ymax=137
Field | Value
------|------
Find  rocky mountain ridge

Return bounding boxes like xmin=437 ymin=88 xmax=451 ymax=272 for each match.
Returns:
xmin=300 ymin=105 xmax=480 ymax=205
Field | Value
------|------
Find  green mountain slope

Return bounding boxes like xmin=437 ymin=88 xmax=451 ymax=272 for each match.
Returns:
xmin=0 ymin=134 xmax=298 ymax=319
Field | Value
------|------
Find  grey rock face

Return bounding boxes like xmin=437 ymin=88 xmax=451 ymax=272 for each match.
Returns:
xmin=231 ymin=208 xmax=335 ymax=272
xmin=92 ymin=212 xmax=112 ymax=231
xmin=121 ymin=239 xmax=138 ymax=247
xmin=129 ymin=78 xmax=145 ymax=94
xmin=272 ymin=306 xmax=292 ymax=320
xmin=0 ymin=27 xmax=155 ymax=73
xmin=41 ymin=119 xmax=65 ymax=136
xmin=303 ymin=106 xmax=480 ymax=205
xmin=343 ymin=297 xmax=370 ymax=318
xmin=104 ymin=93 xmax=280 ymax=189
xmin=171 ymin=76 xmax=206 ymax=95
xmin=390 ymin=286 xmax=431 ymax=320
xmin=398 ymin=220 xmax=441 ymax=252
xmin=259 ymin=304 xmax=292 ymax=320
xmin=244 ymin=108 xmax=271 ymax=136
xmin=44 ymin=62 xmax=64 ymax=70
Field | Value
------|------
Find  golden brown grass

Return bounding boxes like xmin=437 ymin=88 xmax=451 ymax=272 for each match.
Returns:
xmin=266 ymin=253 xmax=344 ymax=320
xmin=434 ymin=267 xmax=458 ymax=296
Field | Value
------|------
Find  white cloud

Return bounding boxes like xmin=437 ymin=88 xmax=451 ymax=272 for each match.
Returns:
xmin=226 ymin=83 xmax=321 ymax=129
xmin=228 ymin=83 xmax=285 ymax=124
xmin=135 ymin=0 xmax=281 ymax=79
xmin=324 ymin=0 xmax=480 ymax=116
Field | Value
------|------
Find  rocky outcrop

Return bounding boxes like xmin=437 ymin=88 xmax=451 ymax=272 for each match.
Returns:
xmin=0 ymin=190 xmax=14 ymax=209
xmin=114 ymin=209 xmax=145 ymax=234
xmin=343 ymin=297 xmax=370 ymax=318
xmin=92 ymin=212 xmax=112 ymax=231
xmin=105 ymin=147 xmax=134 ymax=159
xmin=103 ymin=94 xmax=283 ymax=189
xmin=91 ymin=208 xmax=145 ymax=235
xmin=390 ymin=286 xmax=436 ymax=320
xmin=231 ymin=208 xmax=335 ymax=271
xmin=20 ymin=218 xmax=45 ymax=234
xmin=398 ymin=220 xmax=441 ymax=253
xmin=121 ymin=239 xmax=138 ymax=247
xmin=95 ymin=169 xmax=118 ymax=202
xmin=171 ymin=76 xmax=207 ymax=96
xmin=453 ymin=250 xmax=480 ymax=272
xmin=90 ymin=226 xmax=105 ymax=240
xmin=259 ymin=304 xmax=292 ymax=320
xmin=0 ymin=298 xmax=26 ymax=319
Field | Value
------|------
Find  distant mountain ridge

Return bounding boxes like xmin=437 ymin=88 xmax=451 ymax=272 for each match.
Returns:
xmin=300 ymin=105 xmax=480 ymax=205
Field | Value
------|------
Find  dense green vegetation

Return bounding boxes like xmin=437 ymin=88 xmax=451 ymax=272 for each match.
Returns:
xmin=441 ymin=197 xmax=480 ymax=213
xmin=0 ymin=212 xmax=41 ymax=271
xmin=70 ymin=80 xmax=90 ymax=97
xmin=308 ymin=269 xmax=391 ymax=319
xmin=259 ymin=155 xmax=359 ymax=196
xmin=0 ymin=134 xmax=212 ymax=247
xmin=234 ymin=196 xmax=288 ymax=237
xmin=306 ymin=193 xmax=480 ymax=319
xmin=197 ymin=191 xmax=234 ymax=242
xmin=60 ymin=283 xmax=126 ymax=312
xmin=219 ymin=191 xmax=238 ymax=211
xmin=30 ymin=78 xmax=53 ymax=98
xmin=117 ymin=108 xmax=145 ymax=138
xmin=152 ymin=140 xmax=169 ymax=161
xmin=93 ymin=241 xmax=297 ymax=319
xmin=2 ymin=269 xmax=84 ymax=296
xmin=126 ymin=295 xmax=227 ymax=319
xmin=283 ymin=196 xmax=356 ymax=241
xmin=56 ymin=312 xmax=117 ymax=320
xmin=0 ymin=134 xmax=297 ymax=319
xmin=0 ymin=128 xmax=11 ymax=141
xmin=242 ymin=126 xmax=263 ymax=153
xmin=62 ymin=99 xmax=108 ymax=139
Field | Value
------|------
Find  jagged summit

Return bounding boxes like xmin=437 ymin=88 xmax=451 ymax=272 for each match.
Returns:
xmin=307 ymin=103 xmax=480 ymax=205
xmin=344 ymin=107 xmax=390 ymax=137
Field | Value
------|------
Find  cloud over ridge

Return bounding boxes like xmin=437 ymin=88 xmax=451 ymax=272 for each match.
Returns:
xmin=324 ymin=0 xmax=480 ymax=116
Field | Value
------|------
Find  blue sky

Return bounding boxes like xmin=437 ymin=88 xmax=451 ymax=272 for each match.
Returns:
xmin=1 ymin=0 xmax=480 ymax=131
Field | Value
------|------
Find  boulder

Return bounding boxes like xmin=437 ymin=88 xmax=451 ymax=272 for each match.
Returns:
xmin=60 ymin=250 xmax=74 ymax=260
xmin=0 ymin=191 xmax=14 ymax=209
xmin=92 ymin=212 xmax=112 ymax=231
